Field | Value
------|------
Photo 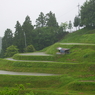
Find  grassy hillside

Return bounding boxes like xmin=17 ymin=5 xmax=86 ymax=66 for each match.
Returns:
xmin=0 ymin=28 xmax=95 ymax=95
xmin=60 ymin=27 xmax=95 ymax=43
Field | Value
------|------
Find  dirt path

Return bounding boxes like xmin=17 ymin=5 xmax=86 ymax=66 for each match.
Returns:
xmin=19 ymin=52 xmax=52 ymax=56
xmin=60 ymin=43 xmax=95 ymax=45
xmin=0 ymin=70 xmax=58 ymax=76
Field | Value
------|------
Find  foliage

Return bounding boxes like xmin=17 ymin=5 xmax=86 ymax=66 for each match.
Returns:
xmin=22 ymin=15 xmax=34 ymax=46
xmin=35 ymin=12 xmax=46 ymax=28
xmin=68 ymin=20 xmax=73 ymax=32
xmin=73 ymin=16 xmax=80 ymax=30
xmin=0 ymin=84 xmax=34 ymax=95
xmin=60 ymin=22 xmax=68 ymax=31
xmin=46 ymin=11 xmax=59 ymax=27
xmin=1 ymin=12 xmax=68 ymax=53
xmin=5 ymin=45 xmax=19 ymax=57
xmin=24 ymin=45 xmax=36 ymax=52
xmin=80 ymin=0 xmax=95 ymax=27
xmin=14 ymin=21 xmax=25 ymax=53
xmin=2 ymin=29 xmax=13 ymax=52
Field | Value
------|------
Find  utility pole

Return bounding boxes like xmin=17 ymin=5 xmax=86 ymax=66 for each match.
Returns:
xmin=24 ymin=32 xmax=26 ymax=48
xmin=78 ymin=3 xmax=80 ymax=30
xmin=78 ymin=4 xmax=80 ymax=16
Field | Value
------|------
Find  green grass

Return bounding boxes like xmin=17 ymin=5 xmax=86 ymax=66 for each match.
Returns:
xmin=13 ymin=54 xmax=55 ymax=61
xmin=1 ymin=27 xmax=95 ymax=94
xmin=60 ymin=28 xmax=95 ymax=43
xmin=0 ymin=74 xmax=95 ymax=95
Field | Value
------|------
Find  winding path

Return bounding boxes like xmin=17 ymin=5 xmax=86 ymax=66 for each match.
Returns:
xmin=3 ymin=43 xmax=95 ymax=76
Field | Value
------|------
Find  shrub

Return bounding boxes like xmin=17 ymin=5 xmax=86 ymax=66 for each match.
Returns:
xmin=24 ymin=45 xmax=36 ymax=52
xmin=5 ymin=45 xmax=19 ymax=57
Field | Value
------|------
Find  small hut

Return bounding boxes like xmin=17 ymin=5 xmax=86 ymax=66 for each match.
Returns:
xmin=57 ymin=47 xmax=70 ymax=54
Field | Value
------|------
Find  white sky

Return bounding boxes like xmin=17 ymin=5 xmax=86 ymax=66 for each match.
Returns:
xmin=0 ymin=0 xmax=86 ymax=37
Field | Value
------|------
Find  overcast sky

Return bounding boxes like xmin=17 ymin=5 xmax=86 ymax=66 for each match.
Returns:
xmin=0 ymin=0 xmax=86 ymax=37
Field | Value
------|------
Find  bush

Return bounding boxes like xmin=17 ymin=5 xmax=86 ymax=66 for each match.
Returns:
xmin=5 ymin=45 xmax=19 ymax=57
xmin=24 ymin=45 xmax=36 ymax=52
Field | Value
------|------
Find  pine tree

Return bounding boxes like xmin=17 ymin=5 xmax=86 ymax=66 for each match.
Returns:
xmin=46 ymin=11 xmax=58 ymax=28
xmin=2 ymin=29 xmax=13 ymax=52
xmin=14 ymin=21 xmax=25 ymax=52
xmin=22 ymin=16 xmax=34 ymax=46
xmin=35 ymin=12 xmax=46 ymax=28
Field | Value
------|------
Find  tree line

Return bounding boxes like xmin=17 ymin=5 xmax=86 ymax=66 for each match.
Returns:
xmin=1 ymin=11 xmax=69 ymax=57
xmin=73 ymin=0 xmax=95 ymax=29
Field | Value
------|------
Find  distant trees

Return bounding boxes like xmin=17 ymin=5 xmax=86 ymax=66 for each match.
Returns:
xmin=2 ymin=29 xmax=13 ymax=53
xmin=80 ymin=0 xmax=95 ymax=27
xmin=1 ymin=12 xmax=69 ymax=57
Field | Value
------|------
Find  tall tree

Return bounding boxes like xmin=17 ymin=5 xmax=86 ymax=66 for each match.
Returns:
xmin=46 ymin=11 xmax=58 ymax=27
xmin=35 ymin=12 xmax=46 ymax=28
xmin=22 ymin=16 xmax=34 ymax=46
xmin=14 ymin=21 xmax=25 ymax=52
xmin=80 ymin=0 xmax=95 ymax=27
xmin=2 ymin=29 xmax=13 ymax=52
xmin=73 ymin=16 xmax=80 ymax=30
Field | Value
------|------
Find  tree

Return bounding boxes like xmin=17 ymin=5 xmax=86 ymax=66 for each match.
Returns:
xmin=35 ymin=12 xmax=46 ymax=28
xmin=2 ymin=29 xmax=13 ymax=52
xmin=14 ymin=21 xmax=25 ymax=52
xmin=80 ymin=0 xmax=95 ymax=27
xmin=60 ymin=22 xmax=68 ymax=31
xmin=73 ymin=16 xmax=80 ymax=30
xmin=22 ymin=16 xmax=34 ymax=46
xmin=5 ymin=45 xmax=19 ymax=57
xmin=46 ymin=11 xmax=58 ymax=27
xmin=68 ymin=21 xmax=73 ymax=32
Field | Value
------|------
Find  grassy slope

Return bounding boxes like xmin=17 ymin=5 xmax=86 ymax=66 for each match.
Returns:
xmin=60 ymin=27 xmax=95 ymax=43
xmin=0 ymin=27 xmax=95 ymax=94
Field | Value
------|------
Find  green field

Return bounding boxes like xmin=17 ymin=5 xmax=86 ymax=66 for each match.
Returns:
xmin=0 ymin=27 xmax=95 ymax=95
